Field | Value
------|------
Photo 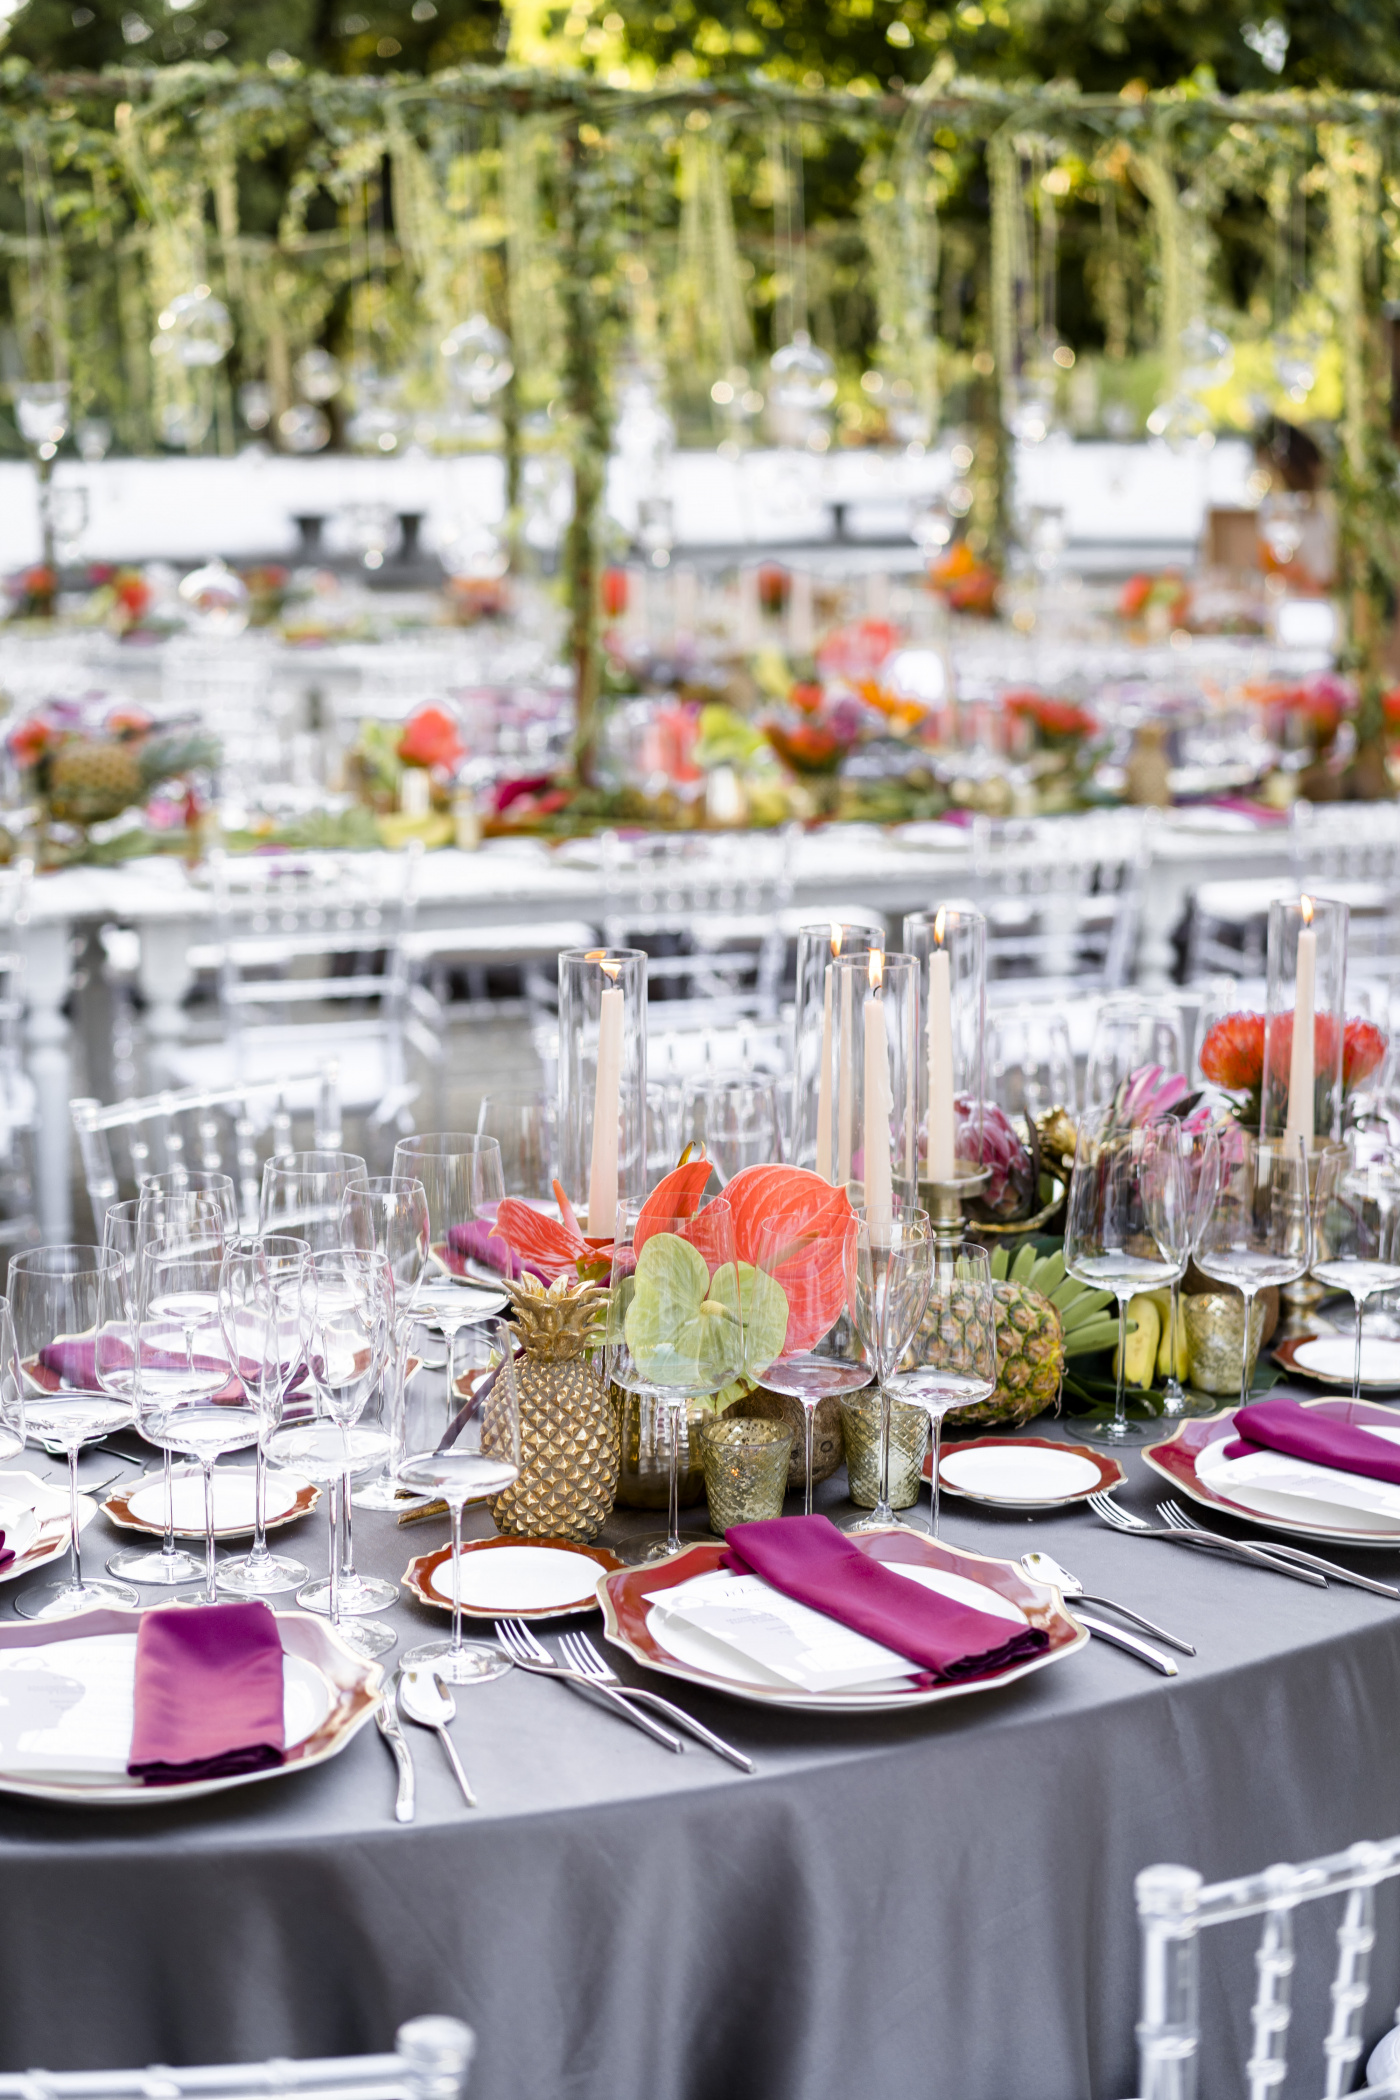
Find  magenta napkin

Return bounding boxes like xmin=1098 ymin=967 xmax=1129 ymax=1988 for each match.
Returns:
xmin=0 ymin=1534 xmax=15 ymax=1575
xmin=722 ymin=1514 xmax=1049 ymax=1683
xmin=1225 ymin=1399 xmax=1400 ymax=1485
xmin=127 ymin=1601 xmax=286 ymax=1786
xmin=38 ymin=1338 xmax=239 ymax=1397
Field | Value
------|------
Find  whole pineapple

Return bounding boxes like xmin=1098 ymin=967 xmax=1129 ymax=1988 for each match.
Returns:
xmin=46 ymin=739 xmax=144 ymax=824
xmin=487 ymin=1273 xmax=620 ymax=1543
xmin=921 ymin=1243 xmax=1120 ymax=1432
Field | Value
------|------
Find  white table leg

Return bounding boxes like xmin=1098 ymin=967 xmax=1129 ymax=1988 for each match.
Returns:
xmin=138 ymin=916 xmax=198 ymax=1079
xmin=1136 ymin=867 xmax=1191 ymax=989
xmin=22 ymin=918 xmax=74 ymax=1241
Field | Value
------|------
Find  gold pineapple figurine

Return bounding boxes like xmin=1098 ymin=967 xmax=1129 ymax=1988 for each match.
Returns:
xmin=487 ymin=1273 xmax=620 ymax=1543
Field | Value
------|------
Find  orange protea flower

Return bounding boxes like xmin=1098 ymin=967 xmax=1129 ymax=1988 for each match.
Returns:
xmin=1200 ymin=1012 xmax=1267 ymax=1092
xmin=397 ymin=705 xmax=463 ymax=773
xmin=1344 ymin=1019 xmax=1388 ymax=1088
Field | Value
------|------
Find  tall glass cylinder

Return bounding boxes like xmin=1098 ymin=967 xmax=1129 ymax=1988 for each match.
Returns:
xmin=558 ymin=947 xmax=647 ymax=1232
xmin=902 ymin=906 xmax=987 ymax=1214
xmin=1261 ymin=896 xmax=1348 ymax=1145
xmin=794 ymin=921 xmax=885 ymax=1174
xmin=826 ymin=951 xmax=919 ymax=1230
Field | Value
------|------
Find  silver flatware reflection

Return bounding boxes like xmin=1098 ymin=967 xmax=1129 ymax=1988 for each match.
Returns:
xmin=1070 ymin=1611 xmax=1178 ymax=1676
xmin=398 ymin=1668 xmax=477 ymax=1808
xmin=558 ymin=1630 xmax=755 ymax=1772
xmin=1019 ymin=1550 xmax=1195 ymax=1655
xmin=375 ymin=1683 xmax=416 ymax=1823
xmin=494 ymin=1618 xmax=683 ymax=1753
xmin=1155 ymin=1499 xmax=1400 ymax=1598
xmin=1087 ymin=1491 xmax=1327 ymax=1585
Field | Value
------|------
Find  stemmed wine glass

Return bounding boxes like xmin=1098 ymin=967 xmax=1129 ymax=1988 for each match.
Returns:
xmin=679 ymin=1078 xmax=783 ymax=1183
xmin=392 ymin=1135 xmax=509 ymax=1405
xmin=840 ymin=1203 xmax=933 ymax=1532
xmin=750 ymin=1209 xmax=869 ymax=1515
xmin=341 ymin=1176 xmax=430 ymax=1511
xmin=216 ymin=1235 xmax=310 ymax=1595
xmin=607 ymin=1197 xmax=745 ymax=1565
xmin=1064 ymin=1111 xmax=1190 ymax=1445
xmin=12 ymin=1248 xmax=137 ymax=1620
xmin=399 ymin=1318 xmax=522 ymax=1685
xmin=292 ymin=1246 xmax=395 ymax=1661
xmin=477 ymin=1091 xmax=559 ymax=1204
xmin=1310 ymin=1144 xmax=1400 ymax=1404
xmin=985 ymin=1004 xmax=1077 ymax=1131
xmin=140 ymin=1171 xmax=239 ymax=1240
xmin=1155 ymin=1121 xmax=1223 ymax=1421
xmin=1083 ymin=994 xmax=1185 ymax=1119
xmin=100 ymin=1197 xmax=204 ymax=1587
xmin=260 ymin=1151 xmax=368 ymax=1251
xmin=135 ymin=1240 xmax=253 ymax=1605
xmin=1196 ymin=1133 xmax=1312 ymax=1410
xmin=0 ymin=1304 xmax=25 ymax=1465
xmin=891 ymin=1239 xmax=997 ymax=1539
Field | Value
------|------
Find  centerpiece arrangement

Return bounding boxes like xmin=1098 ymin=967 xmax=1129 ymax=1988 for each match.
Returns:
xmin=5 ymin=701 xmax=220 ymax=866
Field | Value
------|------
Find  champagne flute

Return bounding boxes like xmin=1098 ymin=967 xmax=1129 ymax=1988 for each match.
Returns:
xmin=11 ymin=1246 xmax=138 ymax=1620
xmin=841 ymin=1203 xmax=933 ymax=1532
xmin=216 ymin=1234 xmax=310 ymax=1594
xmin=101 ymin=1197 xmax=204 ymax=1587
xmin=1311 ymin=1144 xmax=1400 ymax=1403
xmin=891 ymin=1240 xmax=997 ymax=1539
xmin=400 ymin=1318 xmax=521 ymax=1685
xmin=136 ymin=1240 xmax=253 ymax=1605
xmin=1064 ymin=1112 xmax=1190 ymax=1445
xmin=607 ymin=1197 xmax=744 ymax=1565
xmin=750 ymin=1209 xmax=869 ymax=1515
xmin=341 ymin=1175 xmax=430 ymax=1511
xmin=392 ymin=1135 xmax=509 ymax=1410
xmin=1156 ymin=1121 xmax=1223 ymax=1421
xmin=1191 ymin=1133 xmax=1312 ymax=1411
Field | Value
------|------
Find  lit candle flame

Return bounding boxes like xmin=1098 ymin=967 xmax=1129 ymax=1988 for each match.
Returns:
xmin=830 ymin=920 xmax=843 ymax=958
xmin=586 ymin=948 xmax=622 ymax=983
xmin=868 ymin=949 xmax=884 ymax=993
xmin=1300 ymin=895 xmax=1314 ymax=926
xmin=933 ymin=905 xmax=947 ymax=946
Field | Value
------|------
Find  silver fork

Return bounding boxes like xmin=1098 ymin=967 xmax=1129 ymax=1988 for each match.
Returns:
xmin=1156 ymin=1499 xmax=1400 ymax=1598
xmin=494 ymin=1618 xmax=683 ymax=1753
xmin=558 ymin=1631 xmax=755 ymax=1773
xmin=1087 ymin=1491 xmax=1327 ymax=1586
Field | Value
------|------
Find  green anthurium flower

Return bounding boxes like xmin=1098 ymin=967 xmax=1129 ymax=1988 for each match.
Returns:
xmin=621 ymin=1231 xmax=747 ymax=1393
xmin=706 ymin=1260 xmax=789 ymax=1383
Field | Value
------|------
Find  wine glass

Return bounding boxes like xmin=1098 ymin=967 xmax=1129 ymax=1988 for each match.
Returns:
xmin=340 ymin=1175 xmax=430 ymax=1510
xmin=399 ymin=1318 xmax=522 ymax=1685
xmin=890 ymin=1239 xmax=997 ymax=1539
xmin=101 ymin=1197 xmax=204 ymax=1587
xmin=1194 ymin=1133 xmax=1313 ymax=1411
xmin=1311 ymin=1144 xmax=1400 ymax=1403
xmin=606 ymin=1197 xmax=745 ymax=1565
xmin=840 ymin=1202 xmax=933 ymax=1532
xmin=215 ymin=1235 xmax=310 ymax=1595
xmin=392 ymin=1134 xmax=509 ymax=1405
xmin=139 ymin=1171 xmax=239 ymax=1240
xmin=292 ymin=1245 xmax=395 ymax=1660
xmin=750 ymin=1208 xmax=869 ymax=1515
xmin=259 ymin=1151 xmax=368 ymax=1251
xmin=985 ymin=1003 xmax=1077 ymax=1134
xmin=1084 ymin=994 xmax=1185 ymax=1119
xmin=1064 ymin=1112 xmax=1191 ymax=1445
xmin=11 ymin=1246 xmax=139 ymax=1619
xmin=1155 ymin=1121 xmax=1223 ymax=1421
xmin=477 ymin=1091 xmax=559 ymax=1203
xmin=136 ymin=1240 xmax=253 ymax=1605
xmin=678 ymin=1077 xmax=782 ymax=1184
xmin=0 ymin=1303 xmax=25 ymax=1463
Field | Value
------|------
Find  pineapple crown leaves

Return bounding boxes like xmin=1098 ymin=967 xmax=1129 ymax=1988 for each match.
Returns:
xmin=504 ymin=1270 xmax=610 ymax=1361
xmin=987 ymin=1239 xmax=1123 ymax=1359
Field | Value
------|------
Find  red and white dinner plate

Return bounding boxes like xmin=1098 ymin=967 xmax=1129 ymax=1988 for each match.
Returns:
xmin=104 ymin=1465 xmax=320 ymax=1541
xmin=0 ymin=1469 xmax=98 ymax=1587
xmin=599 ymin=1531 xmax=1087 ymax=1714
xmin=1144 ymin=1398 xmax=1400 ymax=1548
xmin=1272 ymin=1333 xmax=1400 ymax=1394
xmin=925 ymin=1436 xmax=1125 ymax=1510
xmin=403 ymin=1537 xmax=622 ymax=1621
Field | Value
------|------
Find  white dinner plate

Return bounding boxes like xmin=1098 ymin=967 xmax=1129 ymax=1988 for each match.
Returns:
xmin=0 ymin=1470 xmax=98 ymax=1587
xmin=927 ymin=1436 xmax=1126 ymax=1509
xmin=1291 ymin=1337 xmax=1400 ymax=1389
xmin=103 ymin=1467 xmax=320 ymax=1540
xmin=1144 ymin=1401 xmax=1400 ymax=1548
xmin=402 ymin=1537 xmax=621 ymax=1621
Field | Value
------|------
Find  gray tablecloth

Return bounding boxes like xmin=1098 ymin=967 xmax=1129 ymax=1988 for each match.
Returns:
xmin=1 ymin=1399 xmax=1399 ymax=2100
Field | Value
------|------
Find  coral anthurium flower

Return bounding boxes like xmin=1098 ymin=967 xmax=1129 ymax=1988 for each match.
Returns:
xmin=1344 ymin=1019 xmax=1388 ymax=1088
xmin=397 ymin=706 xmax=463 ymax=773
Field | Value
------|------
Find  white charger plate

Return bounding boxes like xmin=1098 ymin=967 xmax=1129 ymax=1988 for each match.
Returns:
xmin=103 ymin=1466 xmax=320 ymax=1540
xmin=1291 ymin=1336 xmax=1400 ymax=1390
xmin=402 ymin=1537 xmax=621 ymax=1621
xmin=926 ymin=1436 xmax=1125 ymax=1510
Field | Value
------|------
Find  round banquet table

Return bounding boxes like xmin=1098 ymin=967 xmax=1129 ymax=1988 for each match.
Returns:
xmin=1 ymin=1391 xmax=1400 ymax=2100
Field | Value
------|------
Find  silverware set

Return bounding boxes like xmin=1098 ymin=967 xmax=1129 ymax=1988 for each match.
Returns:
xmin=496 ymin=1618 xmax=755 ymax=1773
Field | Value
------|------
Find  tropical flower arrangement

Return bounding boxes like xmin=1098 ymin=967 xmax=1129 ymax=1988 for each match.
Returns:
xmin=4 ymin=564 xmax=58 ymax=621
xmin=762 ymin=678 xmax=863 ymax=780
xmin=1004 ymin=690 xmax=1100 ymax=749
xmin=1117 ymin=570 xmax=1191 ymax=630
xmin=6 ymin=700 xmax=220 ymax=864
xmin=928 ymin=541 xmax=999 ymax=617
xmin=1199 ymin=1011 xmax=1388 ymax=1129
xmin=347 ymin=705 xmax=465 ymax=814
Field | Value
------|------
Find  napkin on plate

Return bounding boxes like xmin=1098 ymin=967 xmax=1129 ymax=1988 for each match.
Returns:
xmin=1225 ymin=1400 xmax=1400 ymax=1486
xmin=127 ymin=1601 xmax=286 ymax=1786
xmin=36 ymin=1338 xmax=240 ymax=1398
xmin=722 ymin=1514 xmax=1049 ymax=1683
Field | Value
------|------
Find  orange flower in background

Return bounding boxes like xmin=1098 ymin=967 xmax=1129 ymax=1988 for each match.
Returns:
xmin=1199 ymin=1012 xmax=1267 ymax=1092
xmin=397 ymin=706 xmax=463 ymax=773
xmin=1005 ymin=690 xmax=1099 ymax=742
xmin=7 ymin=716 xmax=52 ymax=767
xmin=928 ymin=541 xmax=999 ymax=617
xmin=601 ymin=567 xmax=629 ymax=619
xmin=1343 ymin=1019 xmax=1387 ymax=1088
xmin=816 ymin=619 xmax=900 ymax=680
xmin=789 ymin=681 xmax=825 ymax=716
xmin=1200 ymin=1011 xmax=1387 ymax=1098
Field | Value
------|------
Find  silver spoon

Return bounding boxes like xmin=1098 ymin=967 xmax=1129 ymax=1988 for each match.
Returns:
xmin=1020 ymin=1550 xmax=1196 ymax=1655
xmin=398 ymin=1667 xmax=477 ymax=1808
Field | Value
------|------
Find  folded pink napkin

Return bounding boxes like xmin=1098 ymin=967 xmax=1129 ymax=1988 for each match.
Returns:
xmin=127 ymin=1601 xmax=286 ymax=1786
xmin=0 ymin=1534 xmax=16 ymax=1574
xmin=722 ymin=1514 xmax=1048 ymax=1683
xmin=38 ymin=1338 xmax=239 ymax=1398
xmin=1225 ymin=1399 xmax=1400 ymax=1485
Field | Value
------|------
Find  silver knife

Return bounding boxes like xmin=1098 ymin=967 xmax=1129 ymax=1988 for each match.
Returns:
xmin=375 ymin=1693 xmax=416 ymax=1822
xmin=1222 ymin=1539 xmax=1399 ymax=1598
xmin=1073 ymin=1611 xmax=1179 ymax=1677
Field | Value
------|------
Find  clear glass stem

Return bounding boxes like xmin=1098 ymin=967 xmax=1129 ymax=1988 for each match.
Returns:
xmin=341 ymin=1456 xmax=356 ymax=1579
xmin=1353 ymin=1290 xmax=1366 ymax=1406
xmin=1238 ymin=1288 xmax=1257 ymax=1411
xmin=327 ymin=1473 xmax=341 ymax=1625
xmin=64 ymin=1446 xmax=83 ymax=1595
xmin=448 ymin=1495 xmax=465 ymax=1658
xmin=1114 ymin=1294 xmax=1129 ymax=1435
xmin=249 ymin=1439 xmax=270 ymax=1566
xmin=802 ymin=1402 xmax=816 ymax=1517
xmin=201 ymin=1459 xmax=218 ymax=1604
xmin=872 ymin=1379 xmax=894 ymax=1525
xmin=388 ymin=1322 xmax=410 ymax=1481
xmin=161 ymin=1445 xmax=178 ymax=1561
xmin=927 ymin=1408 xmax=943 ymax=1541
xmin=1164 ymin=1277 xmax=1183 ymax=1398
xmin=666 ymin=1404 xmax=682 ymax=1557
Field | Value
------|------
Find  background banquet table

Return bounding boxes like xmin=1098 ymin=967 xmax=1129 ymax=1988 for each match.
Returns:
xmin=0 ymin=1398 xmax=1397 ymax=2100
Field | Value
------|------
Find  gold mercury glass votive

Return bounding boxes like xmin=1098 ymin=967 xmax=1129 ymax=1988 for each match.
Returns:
xmin=699 ymin=1418 xmax=794 ymax=1534
xmin=1181 ymin=1294 xmax=1267 ymax=1397
xmin=839 ymin=1392 xmax=929 ymax=1509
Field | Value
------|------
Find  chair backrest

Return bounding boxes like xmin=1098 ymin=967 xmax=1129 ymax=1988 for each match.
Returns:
xmin=1291 ymin=800 xmax=1400 ymax=890
xmin=71 ymin=1071 xmax=342 ymax=1234
xmin=967 ymin=814 xmax=1146 ymax=992
xmin=1136 ymin=1836 xmax=1400 ymax=2100
xmin=0 ymin=2014 xmax=474 ymax=2100
xmin=601 ymin=827 xmax=796 ymax=1023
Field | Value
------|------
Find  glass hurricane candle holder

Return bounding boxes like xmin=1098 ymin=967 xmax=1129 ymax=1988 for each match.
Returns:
xmin=793 ymin=922 xmax=884 ymax=1176
xmin=1261 ymin=896 xmax=1348 ymax=1146
xmin=826 ymin=951 xmax=920 ymax=1228
xmin=902 ymin=907 xmax=987 ymax=1236
xmin=558 ymin=947 xmax=647 ymax=1231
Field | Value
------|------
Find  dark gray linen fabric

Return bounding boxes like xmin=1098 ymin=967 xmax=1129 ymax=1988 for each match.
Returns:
xmin=1 ymin=1409 xmax=1399 ymax=2100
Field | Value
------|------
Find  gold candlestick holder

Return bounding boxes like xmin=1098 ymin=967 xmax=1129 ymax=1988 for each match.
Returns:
xmin=919 ymin=1163 xmax=992 ymax=1244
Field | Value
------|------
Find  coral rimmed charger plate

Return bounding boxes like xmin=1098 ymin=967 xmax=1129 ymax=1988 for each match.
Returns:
xmin=1272 ymin=1334 xmax=1400 ymax=1394
xmin=0 ymin=1608 xmax=381 ymax=1806
xmin=1144 ymin=1400 xmax=1400 ymax=1548
xmin=925 ymin=1437 xmax=1125 ymax=1509
xmin=403 ymin=1537 xmax=622 ymax=1621
xmin=104 ymin=1467 xmax=320 ymax=1541
xmin=599 ymin=1533 xmax=1086 ymax=1714
xmin=0 ymin=1470 xmax=98 ymax=1587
